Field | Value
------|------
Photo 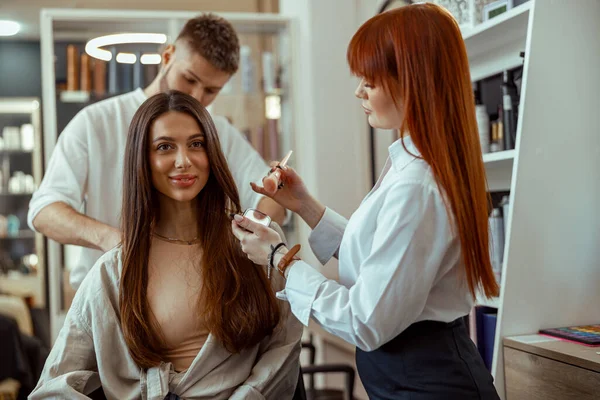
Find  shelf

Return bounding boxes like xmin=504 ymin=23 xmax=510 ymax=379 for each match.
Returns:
xmin=57 ymin=91 xmax=124 ymax=105
xmin=0 ymin=230 xmax=36 ymax=240
xmin=0 ymin=150 xmax=33 ymax=155
xmin=59 ymin=90 xmax=90 ymax=103
xmin=0 ymin=98 xmax=40 ymax=114
xmin=477 ymin=294 xmax=501 ymax=309
xmin=0 ymin=192 xmax=33 ymax=196
xmin=483 ymin=149 xmax=516 ymax=164
xmin=44 ymin=9 xmax=289 ymax=41
xmin=462 ymin=2 xmax=532 ymax=41
xmin=484 ymin=150 xmax=515 ymax=191
xmin=0 ymin=273 xmax=40 ymax=298
xmin=463 ymin=2 xmax=531 ymax=81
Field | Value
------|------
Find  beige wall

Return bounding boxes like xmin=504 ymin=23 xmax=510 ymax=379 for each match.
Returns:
xmin=0 ymin=0 xmax=278 ymax=39
xmin=2 ymin=0 xmax=277 ymax=13
xmin=71 ymin=0 xmax=278 ymax=12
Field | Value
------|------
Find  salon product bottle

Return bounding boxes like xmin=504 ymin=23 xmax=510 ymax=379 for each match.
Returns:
xmin=476 ymin=106 xmax=490 ymax=154
xmin=500 ymin=195 xmax=510 ymax=237
xmin=121 ymin=63 xmax=133 ymax=93
xmin=80 ymin=53 xmax=91 ymax=92
xmin=496 ymin=107 xmax=505 ymax=152
xmin=6 ymin=215 xmax=20 ymax=237
xmin=66 ymin=45 xmax=79 ymax=91
xmin=0 ymin=215 xmax=7 ymax=238
xmin=24 ymin=174 xmax=35 ymax=194
xmin=93 ymin=59 xmax=107 ymax=96
xmin=20 ymin=124 xmax=35 ymax=151
xmin=488 ymin=208 xmax=504 ymax=283
xmin=241 ymin=46 xmax=254 ymax=94
xmin=474 ymin=82 xmax=490 ymax=154
xmin=8 ymin=175 xmax=19 ymax=194
xmin=490 ymin=122 xmax=498 ymax=153
xmin=3 ymin=126 xmax=20 ymax=150
xmin=133 ymin=52 xmax=144 ymax=89
xmin=262 ymin=52 xmax=275 ymax=93
xmin=502 ymin=70 xmax=518 ymax=150
xmin=1 ymin=158 xmax=8 ymax=192
xmin=108 ymin=47 xmax=118 ymax=95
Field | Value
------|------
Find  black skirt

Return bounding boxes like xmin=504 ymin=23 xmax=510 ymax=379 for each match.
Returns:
xmin=355 ymin=318 xmax=501 ymax=400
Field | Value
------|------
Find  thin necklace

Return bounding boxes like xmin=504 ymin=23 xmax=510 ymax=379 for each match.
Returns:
xmin=152 ymin=232 xmax=201 ymax=246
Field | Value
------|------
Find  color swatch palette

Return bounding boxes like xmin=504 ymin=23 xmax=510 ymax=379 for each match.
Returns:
xmin=539 ymin=324 xmax=600 ymax=346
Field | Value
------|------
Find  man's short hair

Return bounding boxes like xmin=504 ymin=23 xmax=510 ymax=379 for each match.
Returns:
xmin=176 ymin=14 xmax=240 ymax=75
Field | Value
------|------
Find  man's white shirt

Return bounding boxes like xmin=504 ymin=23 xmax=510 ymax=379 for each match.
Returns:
xmin=28 ymin=88 xmax=274 ymax=288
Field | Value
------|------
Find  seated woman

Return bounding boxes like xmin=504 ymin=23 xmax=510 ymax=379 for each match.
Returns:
xmin=30 ymin=90 xmax=302 ymax=400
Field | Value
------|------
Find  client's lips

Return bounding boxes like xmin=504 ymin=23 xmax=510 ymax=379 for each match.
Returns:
xmin=169 ymin=174 xmax=197 ymax=188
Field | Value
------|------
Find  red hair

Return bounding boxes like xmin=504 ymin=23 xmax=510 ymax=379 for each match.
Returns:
xmin=347 ymin=3 xmax=498 ymax=298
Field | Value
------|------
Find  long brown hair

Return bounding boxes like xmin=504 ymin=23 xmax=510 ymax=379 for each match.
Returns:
xmin=120 ymin=90 xmax=280 ymax=368
xmin=347 ymin=3 xmax=499 ymax=298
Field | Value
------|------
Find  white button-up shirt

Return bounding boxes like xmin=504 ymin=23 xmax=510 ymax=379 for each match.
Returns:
xmin=282 ymin=136 xmax=474 ymax=351
xmin=28 ymin=89 xmax=273 ymax=289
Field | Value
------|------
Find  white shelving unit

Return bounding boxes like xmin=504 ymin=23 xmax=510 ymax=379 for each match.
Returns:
xmin=39 ymin=8 xmax=301 ymax=342
xmin=483 ymin=150 xmax=516 ymax=164
xmin=464 ymin=1 xmax=600 ymax=398
xmin=0 ymin=98 xmax=46 ymax=307
xmin=483 ymin=150 xmax=515 ymax=191
xmin=476 ymin=294 xmax=501 ymax=309
xmin=464 ymin=2 xmax=531 ymax=82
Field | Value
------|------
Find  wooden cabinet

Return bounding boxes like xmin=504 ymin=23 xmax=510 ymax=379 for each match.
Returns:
xmin=504 ymin=336 xmax=600 ymax=400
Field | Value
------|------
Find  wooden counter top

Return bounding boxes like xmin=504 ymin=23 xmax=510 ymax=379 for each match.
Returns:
xmin=504 ymin=334 xmax=600 ymax=373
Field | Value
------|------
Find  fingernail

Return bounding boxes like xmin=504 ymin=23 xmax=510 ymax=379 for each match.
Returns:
xmin=233 ymin=214 xmax=243 ymax=222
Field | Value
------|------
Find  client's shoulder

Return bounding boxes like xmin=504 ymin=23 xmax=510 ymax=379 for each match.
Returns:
xmin=70 ymin=247 xmax=123 ymax=320
xmin=84 ymin=246 xmax=123 ymax=290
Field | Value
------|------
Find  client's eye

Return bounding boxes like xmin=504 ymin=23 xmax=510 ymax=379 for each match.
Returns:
xmin=157 ymin=143 xmax=173 ymax=151
xmin=190 ymin=140 xmax=205 ymax=149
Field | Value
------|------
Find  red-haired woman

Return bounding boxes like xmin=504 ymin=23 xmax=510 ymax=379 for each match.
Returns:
xmin=31 ymin=91 xmax=301 ymax=400
xmin=232 ymin=3 xmax=501 ymax=399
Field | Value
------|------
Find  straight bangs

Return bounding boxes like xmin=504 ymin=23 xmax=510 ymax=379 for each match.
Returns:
xmin=347 ymin=17 xmax=397 ymax=91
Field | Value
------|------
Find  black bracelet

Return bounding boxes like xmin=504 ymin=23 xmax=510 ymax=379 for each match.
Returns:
xmin=269 ymin=242 xmax=286 ymax=270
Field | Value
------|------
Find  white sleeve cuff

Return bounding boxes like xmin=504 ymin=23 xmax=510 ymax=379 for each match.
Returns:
xmin=308 ymin=207 xmax=348 ymax=265
xmin=283 ymin=261 xmax=328 ymax=326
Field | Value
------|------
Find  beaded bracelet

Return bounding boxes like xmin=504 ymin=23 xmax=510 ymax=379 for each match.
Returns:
xmin=267 ymin=242 xmax=286 ymax=279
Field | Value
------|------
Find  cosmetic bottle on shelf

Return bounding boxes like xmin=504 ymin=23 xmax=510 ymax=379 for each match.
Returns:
xmin=489 ymin=208 xmax=504 ymax=283
xmin=80 ymin=53 xmax=91 ymax=92
xmin=66 ymin=45 xmax=79 ymax=91
xmin=93 ymin=59 xmax=107 ymax=96
xmin=474 ymin=81 xmax=490 ymax=154
xmin=502 ymin=70 xmax=519 ymax=150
